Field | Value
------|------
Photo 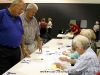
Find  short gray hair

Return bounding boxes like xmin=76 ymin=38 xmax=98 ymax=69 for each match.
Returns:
xmin=80 ymin=29 xmax=91 ymax=40
xmin=12 ymin=0 xmax=24 ymax=5
xmin=26 ymin=3 xmax=38 ymax=10
xmin=73 ymin=35 xmax=90 ymax=50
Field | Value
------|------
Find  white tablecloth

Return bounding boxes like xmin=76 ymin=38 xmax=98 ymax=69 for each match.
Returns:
xmin=3 ymin=39 xmax=72 ymax=75
xmin=57 ymin=33 xmax=73 ymax=38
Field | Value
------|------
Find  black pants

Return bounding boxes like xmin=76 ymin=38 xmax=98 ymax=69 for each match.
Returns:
xmin=0 ymin=46 xmax=21 ymax=75
xmin=48 ymin=28 xmax=52 ymax=35
xmin=95 ymin=31 xmax=99 ymax=42
xmin=40 ymin=28 xmax=46 ymax=37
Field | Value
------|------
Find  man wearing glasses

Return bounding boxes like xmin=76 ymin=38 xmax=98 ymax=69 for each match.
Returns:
xmin=0 ymin=0 xmax=30 ymax=74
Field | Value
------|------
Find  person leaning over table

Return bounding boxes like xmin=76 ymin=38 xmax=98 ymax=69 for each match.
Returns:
xmin=55 ymin=35 xmax=100 ymax=75
xmin=20 ymin=3 xmax=42 ymax=54
xmin=0 ymin=0 xmax=30 ymax=74
xmin=68 ymin=23 xmax=81 ymax=36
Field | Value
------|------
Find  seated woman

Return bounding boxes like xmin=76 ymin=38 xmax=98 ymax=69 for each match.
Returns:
xmin=55 ymin=35 xmax=100 ymax=75
xmin=62 ymin=29 xmax=97 ymax=64
xmin=88 ymin=29 xmax=97 ymax=54
xmin=62 ymin=43 xmax=79 ymax=59
xmin=81 ymin=29 xmax=97 ymax=54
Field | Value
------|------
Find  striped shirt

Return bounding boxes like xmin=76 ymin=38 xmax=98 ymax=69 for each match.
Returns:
xmin=20 ymin=13 xmax=40 ymax=44
xmin=64 ymin=47 xmax=100 ymax=75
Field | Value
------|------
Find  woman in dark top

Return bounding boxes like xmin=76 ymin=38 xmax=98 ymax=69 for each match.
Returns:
xmin=40 ymin=18 xmax=47 ymax=37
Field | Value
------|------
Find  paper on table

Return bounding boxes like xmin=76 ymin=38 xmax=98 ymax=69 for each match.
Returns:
xmin=61 ymin=61 xmax=71 ymax=66
xmin=42 ymin=46 xmax=49 ymax=48
xmin=51 ymin=64 xmax=61 ymax=70
xmin=16 ymin=61 xmax=53 ymax=75
xmin=34 ymin=52 xmax=42 ymax=54
xmin=20 ymin=58 xmax=31 ymax=64
xmin=53 ymin=55 xmax=62 ymax=63
xmin=3 ymin=72 xmax=16 ymax=75
xmin=32 ymin=54 xmax=44 ymax=60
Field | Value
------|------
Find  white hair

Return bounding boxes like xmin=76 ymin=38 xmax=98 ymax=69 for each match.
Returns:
xmin=80 ymin=29 xmax=91 ymax=40
xmin=12 ymin=0 xmax=24 ymax=5
xmin=26 ymin=3 xmax=38 ymax=10
xmin=73 ymin=35 xmax=90 ymax=50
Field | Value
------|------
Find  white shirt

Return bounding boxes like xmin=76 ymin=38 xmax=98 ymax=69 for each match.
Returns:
xmin=47 ymin=21 xmax=52 ymax=28
xmin=93 ymin=25 xmax=99 ymax=32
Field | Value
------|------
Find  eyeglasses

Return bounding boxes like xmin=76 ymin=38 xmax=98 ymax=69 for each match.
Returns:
xmin=16 ymin=5 xmax=24 ymax=12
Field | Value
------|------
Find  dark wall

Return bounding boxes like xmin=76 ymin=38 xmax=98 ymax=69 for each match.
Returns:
xmin=0 ymin=3 xmax=100 ymax=38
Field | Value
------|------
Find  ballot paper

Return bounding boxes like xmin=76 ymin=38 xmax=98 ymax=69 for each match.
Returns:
xmin=20 ymin=58 xmax=31 ymax=64
xmin=51 ymin=64 xmax=61 ymax=70
xmin=16 ymin=61 xmax=53 ymax=75
xmin=61 ymin=61 xmax=71 ymax=67
xmin=35 ymin=52 xmax=42 ymax=54
xmin=3 ymin=72 xmax=16 ymax=75
xmin=66 ymin=33 xmax=73 ymax=38
xmin=42 ymin=46 xmax=49 ymax=48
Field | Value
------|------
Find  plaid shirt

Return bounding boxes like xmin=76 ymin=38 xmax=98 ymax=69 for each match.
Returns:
xmin=20 ymin=13 xmax=40 ymax=44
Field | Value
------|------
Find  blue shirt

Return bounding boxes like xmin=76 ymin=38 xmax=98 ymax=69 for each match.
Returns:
xmin=0 ymin=8 xmax=24 ymax=48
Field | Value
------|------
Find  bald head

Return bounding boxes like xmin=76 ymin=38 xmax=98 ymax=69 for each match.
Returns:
xmin=11 ymin=0 xmax=24 ymax=5
xmin=9 ymin=0 xmax=26 ymax=17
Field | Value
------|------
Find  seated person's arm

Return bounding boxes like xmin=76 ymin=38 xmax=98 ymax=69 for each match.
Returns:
xmin=59 ymin=57 xmax=76 ymax=64
xmin=66 ymin=58 xmax=76 ymax=64
xmin=70 ymin=31 xmax=74 ymax=34
xmin=62 ymin=51 xmax=70 ymax=56
xmin=64 ymin=56 xmax=91 ymax=75
xmin=62 ymin=49 xmax=75 ymax=56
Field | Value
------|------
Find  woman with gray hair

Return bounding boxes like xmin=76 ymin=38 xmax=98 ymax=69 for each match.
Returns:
xmin=80 ymin=29 xmax=97 ymax=54
xmin=88 ymin=29 xmax=97 ymax=53
xmin=62 ymin=29 xmax=93 ymax=59
xmin=55 ymin=35 xmax=100 ymax=75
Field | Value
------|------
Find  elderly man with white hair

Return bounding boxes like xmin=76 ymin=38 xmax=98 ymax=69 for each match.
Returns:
xmin=55 ymin=35 xmax=100 ymax=75
xmin=20 ymin=3 xmax=42 ymax=54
